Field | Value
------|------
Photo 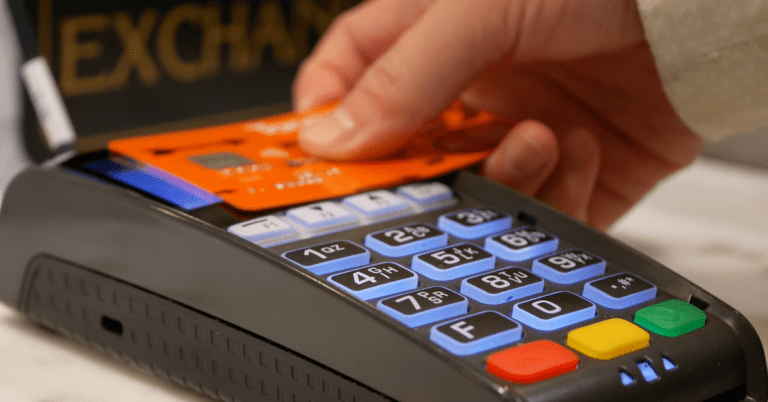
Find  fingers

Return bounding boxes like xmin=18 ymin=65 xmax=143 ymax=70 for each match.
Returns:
xmin=292 ymin=0 xmax=437 ymax=111
xmin=299 ymin=0 xmax=525 ymax=160
xmin=482 ymin=121 xmax=559 ymax=197
xmin=535 ymin=128 xmax=601 ymax=224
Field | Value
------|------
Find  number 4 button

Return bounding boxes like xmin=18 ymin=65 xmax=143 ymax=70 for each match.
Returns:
xmin=328 ymin=263 xmax=418 ymax=300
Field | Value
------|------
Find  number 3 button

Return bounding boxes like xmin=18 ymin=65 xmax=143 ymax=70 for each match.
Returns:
xmin=282 ymin=240 xmax=370 ymax=275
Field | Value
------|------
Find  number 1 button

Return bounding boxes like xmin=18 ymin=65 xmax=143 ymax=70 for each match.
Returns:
xmin=282 ymin=240 xmax=370 ymax=275
xmin=378 ymin=287 xmax=468 ymax=327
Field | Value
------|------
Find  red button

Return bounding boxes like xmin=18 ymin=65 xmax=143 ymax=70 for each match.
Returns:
xmin=486 ymin=340 xmax=579 ymax=384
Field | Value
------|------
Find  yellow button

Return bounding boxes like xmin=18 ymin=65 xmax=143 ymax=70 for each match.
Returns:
xmin=567 ymin=318 xmax=649 ymax=360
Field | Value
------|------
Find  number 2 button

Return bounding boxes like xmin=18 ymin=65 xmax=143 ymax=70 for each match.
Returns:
xmin=378 ymin=287 xmax=468 ymax=327
xmin=282 ymin=240 xmax=370 ymax=275
xmin=365 ymin=224 xmax=448 ymax=257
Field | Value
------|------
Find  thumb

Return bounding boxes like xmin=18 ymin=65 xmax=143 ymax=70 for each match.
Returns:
xmin=299 ymin=0 xmax=643 ymax=160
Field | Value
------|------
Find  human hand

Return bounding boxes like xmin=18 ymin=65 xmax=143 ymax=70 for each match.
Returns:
xmin=292 ymin=0 xmax=705 ymax=230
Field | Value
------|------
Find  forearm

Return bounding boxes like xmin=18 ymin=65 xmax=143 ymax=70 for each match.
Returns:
xmin=637 ymin=0 xmax=768 ymax=142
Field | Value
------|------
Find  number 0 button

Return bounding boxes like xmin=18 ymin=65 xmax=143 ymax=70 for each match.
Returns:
xmin=282 ymin=240 xmax=370 ymax=275
xmin=378 ymin=287 xmax=468 ymax=327
xmin=512 ymin=292 xmax=596 ymax=331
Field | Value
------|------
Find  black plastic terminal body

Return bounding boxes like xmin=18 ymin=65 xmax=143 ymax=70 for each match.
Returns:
xmin=0 ymin=154 xmax=766 ymax=402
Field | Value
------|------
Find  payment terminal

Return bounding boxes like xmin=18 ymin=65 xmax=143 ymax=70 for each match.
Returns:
xmin=0 ymin=103 xmax=766 ymax=402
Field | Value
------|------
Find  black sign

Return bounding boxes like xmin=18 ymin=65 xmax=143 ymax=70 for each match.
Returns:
xmin=21 ymin=0 xmax=360 ymax=160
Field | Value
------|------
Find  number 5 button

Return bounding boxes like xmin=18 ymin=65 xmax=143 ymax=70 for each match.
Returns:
xmin=378 ymin=287 xmax=468 ymax=327
xmin=282 ymin=240 xmax=370 ymax=275
xmin=412 ymin=244 xmax=495 ymax=281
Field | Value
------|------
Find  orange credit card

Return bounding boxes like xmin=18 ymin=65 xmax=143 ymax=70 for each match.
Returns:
xmin=108 ymin=102 xmax=514 ymax=212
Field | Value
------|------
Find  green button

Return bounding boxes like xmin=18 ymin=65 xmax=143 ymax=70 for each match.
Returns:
xmin=634 ymin=299 xmax=706 ymax=337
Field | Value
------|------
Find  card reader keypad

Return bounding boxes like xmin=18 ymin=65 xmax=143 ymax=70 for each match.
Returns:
xmin=270 ymin=182 xmax=707 ymax=386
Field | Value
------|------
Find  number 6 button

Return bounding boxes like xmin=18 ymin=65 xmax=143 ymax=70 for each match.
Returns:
xmin=378 ymin=287 xmax=468 ymax=327
xmin=282 ymin=240 xmax=370 ymax=275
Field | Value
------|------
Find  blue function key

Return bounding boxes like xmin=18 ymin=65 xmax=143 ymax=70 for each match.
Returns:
xmin=512 ymin=292 xmax=596 ymax=331
xmin=328 ymin=263 xmax=418 ymax=301
xmin=378 ymin=287 xmax=468 ymax=327
xmin=461 ymin=267 xmax=545 ymax=305
xmin=437 ymin=207 xmax=512 ymax=239
xmin=412 ymin=244 xmax=495 ymax=281
xmin=365 ymin=224 xmax=448 ymax=257
xmin=485 ymin=227 xmax=558 ymax=262
xmin=396 ymin=182 xmax=453 ymax=206
xmin=430 ymin=311 xmax=522 ymax=356
xmin=342 ymin=190 xmax=410 ymax=217
xmin=583 ymin=273 xmax=657 ymax=309
xmin=286 ymin=202 xmax=357 ymax=230
xmin=228 ymin=215 xmax=297 ymax=243
xmin=532 ymin=250 xmax=606 ymax=284
xmin=282 ymin=240 xmax=370 ymax=275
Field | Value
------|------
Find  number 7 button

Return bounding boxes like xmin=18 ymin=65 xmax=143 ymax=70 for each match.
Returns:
xmin=378 ymin=287 xmax=468 ymax=327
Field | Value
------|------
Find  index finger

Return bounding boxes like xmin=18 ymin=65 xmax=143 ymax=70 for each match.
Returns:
xmin=292 ymin=0 xmax=437 ymax=111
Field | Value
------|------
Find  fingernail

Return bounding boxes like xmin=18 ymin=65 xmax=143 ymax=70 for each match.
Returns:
xmin=299 ymin=107 xmax=356 ymax=152
xmin=504 ymin=129 xmax=548 ymax=177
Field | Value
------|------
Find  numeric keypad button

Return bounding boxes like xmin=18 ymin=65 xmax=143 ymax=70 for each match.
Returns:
xmin=485 ymin=227 xmax=558 ymax=262
xmin=282 ymin=241 xmax=370 ymax=275
xmin=412 ymin=244 xmax=496 ymax=281
xmin=512 ymin=292 xmax=596 ymax=331
xmin=583 ymin=273 xmax=657 ymax=309
xmin=430 ymin=312 xmax=522 ymax=356
xmin=365 ymin=224 xmax=448 ymax=257
xmin=532 ymin=250 xmax=606 ymax=284
xmin=438 ymin=207 xmax=512 ymax=239
xmin=286 ymin=202 xmax=357 ymax=229
xmin=328 ymin=263 xmax=418 ymax=301
xmin=342 ymin=191 xmax=410 ymax=217
xmin=461 ymin=267 xmax=545 ymax=305
xmin=378 ymin=287 xmax=468 ymax=327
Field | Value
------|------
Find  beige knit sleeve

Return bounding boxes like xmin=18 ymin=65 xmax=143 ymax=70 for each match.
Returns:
xmin=636 ymin=0 xmax=768 ymax=142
